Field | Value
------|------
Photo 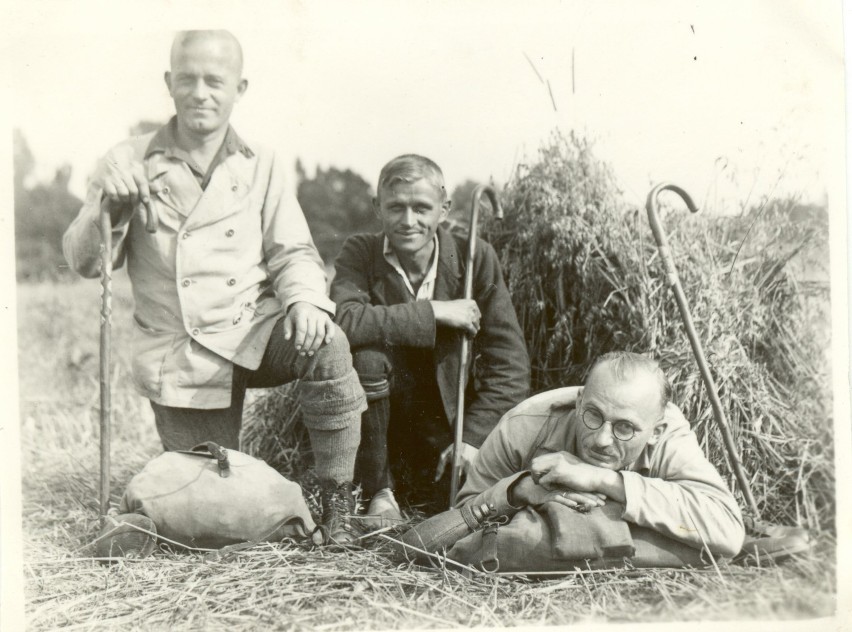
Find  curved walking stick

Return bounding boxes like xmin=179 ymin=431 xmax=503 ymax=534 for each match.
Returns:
xmin=449 ymin=185 xmax=503 ymax=507
xmin=98 ymin=200 xmax=158 ymax=520
xmin=646 ymin=183 xmax=759 ymax=517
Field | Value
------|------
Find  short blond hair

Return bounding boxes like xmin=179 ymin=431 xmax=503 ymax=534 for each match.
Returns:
xmin=376 ymin=154 xmax=447 ymax=201
xmin=171 ymin=30 xmax=244 ymax=76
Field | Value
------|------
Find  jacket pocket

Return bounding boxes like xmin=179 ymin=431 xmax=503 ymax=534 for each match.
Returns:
xmin=130 ymin=315 xmax=175 ymax=399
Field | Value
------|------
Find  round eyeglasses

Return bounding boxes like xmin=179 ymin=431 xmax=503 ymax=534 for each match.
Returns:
xmin=581 ymin=408 xmax=637 ymax=441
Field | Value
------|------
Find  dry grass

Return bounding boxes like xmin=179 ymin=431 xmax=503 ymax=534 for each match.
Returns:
xmin=18 ymin=260 xmax=837 ymax=631
xmin=21 ymin=441 xmax=837 ymax=630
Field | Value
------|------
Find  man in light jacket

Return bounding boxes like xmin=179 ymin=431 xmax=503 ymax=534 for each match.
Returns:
xmin=63 ymin=30 xmax=366 ymax=545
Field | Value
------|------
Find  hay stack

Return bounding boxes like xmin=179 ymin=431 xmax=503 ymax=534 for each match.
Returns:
xmin=481 ymin=131 xmax=832 ymax=530
xmin=242 ymin=131 xmax=832 ymax=531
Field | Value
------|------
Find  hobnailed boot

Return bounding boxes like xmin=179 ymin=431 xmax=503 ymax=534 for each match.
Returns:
xmin=319 ymin=480 xmax=361 ymax=546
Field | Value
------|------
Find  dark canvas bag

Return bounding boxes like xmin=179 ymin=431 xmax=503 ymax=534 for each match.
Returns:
xmin=119 ymin=442 xmax=317 ymax=549
xmin=446 ymin=501 xmax=707 ymax=572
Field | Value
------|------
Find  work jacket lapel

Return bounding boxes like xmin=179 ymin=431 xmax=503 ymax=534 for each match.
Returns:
xmin=433 ymin=227 xmax=466 ymax=426
xmin=433 ymin=226 xmax=464 ymax=301
xmin=145 ymin=159 xmax=195 ymax=233
xmin=183 ymin=152 xmax=255 ymax=231
xmin=371 ymin=236 xmax=413 ymax=305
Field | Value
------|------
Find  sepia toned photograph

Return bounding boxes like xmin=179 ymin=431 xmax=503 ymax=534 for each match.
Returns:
xmin=3 ymin=0 xmax=848 ymax=630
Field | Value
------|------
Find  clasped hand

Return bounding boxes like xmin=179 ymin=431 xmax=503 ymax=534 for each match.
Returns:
xmin=509 ymin=452 xmax=609 ymax=511
xmin=530 ymin=452 xmax=606 ymax=493
xmin=283 ymin=302 xmax=335 ymax=357
xmin=434 ymin=442 xmax=478 ymax=482
xmin=94 ymin=150 xmax=158 ymax=227
xmin=430 ymin=299 xmax=481 ymax=336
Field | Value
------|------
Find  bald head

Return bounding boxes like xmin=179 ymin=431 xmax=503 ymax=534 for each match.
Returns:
xmin=170 ymin=30 xmax=244 ymax=77
xmin=165 ymin=29 xmax=248 ymax=139
xmin=586 ymin=351 xmax=671 ymax=416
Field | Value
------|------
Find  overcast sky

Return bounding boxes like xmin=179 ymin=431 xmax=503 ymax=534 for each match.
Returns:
xmin=6 ymin=0 xmax=845 ymax=214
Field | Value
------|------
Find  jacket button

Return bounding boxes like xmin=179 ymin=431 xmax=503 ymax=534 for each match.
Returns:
xmin=162 ymin=186 xmax=170 ymax=194
xmin=226 ymin=229 xmax=235 ymax=237
xmin=227 ymin=278 xmax=236 ymax=286
xmin=231 ymin=185 xmax=238 ymax=192
xmin=182 ymin=232 xmax=190 ymax=240
xmin=182 ymin=279 xmax=191 ymax=287
xmin=191 ymin=328 xmax=200 ymax=336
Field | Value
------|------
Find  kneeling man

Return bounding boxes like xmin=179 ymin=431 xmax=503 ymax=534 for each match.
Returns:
xmin=406 ymin=351 xmax=745 ymax=567
xmin=331 ymin=155 xmax=530 ymax=517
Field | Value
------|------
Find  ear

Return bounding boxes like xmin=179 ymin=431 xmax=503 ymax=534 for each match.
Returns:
xmin=164 ymin=71 xmax=173 ymax=95
xmin=235 ymin=78 xmax=249 ymax=100
xmin=648 ymin=421 xmax=667 ymax=446
xmin=441 ymin=198 xmax=451 ymax=220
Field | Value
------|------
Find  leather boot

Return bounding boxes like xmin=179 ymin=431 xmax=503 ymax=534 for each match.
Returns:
xmin=319 ymin=480 xmax=361 ymax=546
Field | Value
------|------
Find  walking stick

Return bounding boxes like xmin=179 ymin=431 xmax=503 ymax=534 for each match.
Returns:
xmin=98 ymin=199 xmax=158 ymax=520
xmin=98 ymin=201 xmax=113 ymax=521
xmin=645 ymin=183 xmax=760 ymax=517
xmin=449 ymin=185 xmax=503 ymax=507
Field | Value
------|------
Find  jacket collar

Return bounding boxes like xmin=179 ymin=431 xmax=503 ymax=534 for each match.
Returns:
xmin=373 ymin=225 xmax=465 ymax=301
xmin=435 ymin=225 xmax=464 ymax=281
xmin=145 ymin=117 xmax=254 ymax=163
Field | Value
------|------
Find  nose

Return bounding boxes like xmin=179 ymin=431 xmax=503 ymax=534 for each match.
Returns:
xmin=190 ymin=78 xmax=210 ymax=101
xmin=401 ymin=207 xmax=416 ymax=227
xmin=593 ymin=422 xmax=615 ymax=448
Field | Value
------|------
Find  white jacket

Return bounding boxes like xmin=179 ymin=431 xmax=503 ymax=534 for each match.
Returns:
xmin=63 ymin=127 xmax=333 ymax=408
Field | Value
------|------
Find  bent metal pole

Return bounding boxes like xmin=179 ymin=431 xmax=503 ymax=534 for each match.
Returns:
xmin=99 ymin=199 xmax=158 ymax=519
xmin=449 ymin=185 xmax=503 ymax=508
xmin=645 ymin=183 xmax=760 ymax=517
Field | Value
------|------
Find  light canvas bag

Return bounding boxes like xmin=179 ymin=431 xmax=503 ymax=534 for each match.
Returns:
xmin=120 ymin=442 xmax=317 ymax=549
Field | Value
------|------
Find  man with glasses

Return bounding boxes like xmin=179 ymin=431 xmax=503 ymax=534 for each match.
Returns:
xmin=454 ymin=351 xmax=745 ymax=556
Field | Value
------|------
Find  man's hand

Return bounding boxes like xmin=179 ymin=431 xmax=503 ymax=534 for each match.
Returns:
xmin=434 ymin=442 xmax=478 ymax=482
xmin=430 ymin=299 xmax=481 ymax=336
xmin=530 ymin=452 xmax=622 ymax=499
xmin=509 ymin=473 xmax=605 ymax=511
xmin=94 ymin=151 xmax=158 ymax=228
xmin=283 ymin=302 xmax=335 ymax=357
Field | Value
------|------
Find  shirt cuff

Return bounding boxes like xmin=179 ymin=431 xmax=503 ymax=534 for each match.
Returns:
xmin=465 ymin=471 xmax=530 ymax=520
xmin=618 ymin=470 xmax=644 ymax=522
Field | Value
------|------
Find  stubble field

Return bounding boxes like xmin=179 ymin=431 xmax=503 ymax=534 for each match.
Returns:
xmin=17 ymin=272 xmax=836 ymax=630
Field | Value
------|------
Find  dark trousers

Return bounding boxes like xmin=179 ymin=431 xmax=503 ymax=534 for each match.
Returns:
xmin=353 ymin=347 xmax=453 ymax=514
xmin=150 ymin=318 xmax=365 ymax=484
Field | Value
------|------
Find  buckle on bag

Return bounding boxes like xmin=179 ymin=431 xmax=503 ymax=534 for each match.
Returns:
xmin=175 ymin=441 xmax=231 ymax=478
xmin=479 ymin=521 xmax=501 ymax=573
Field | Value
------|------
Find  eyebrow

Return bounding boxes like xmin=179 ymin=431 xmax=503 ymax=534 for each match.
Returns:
xmin=174 ymin=71 xmax=226 ymax=81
